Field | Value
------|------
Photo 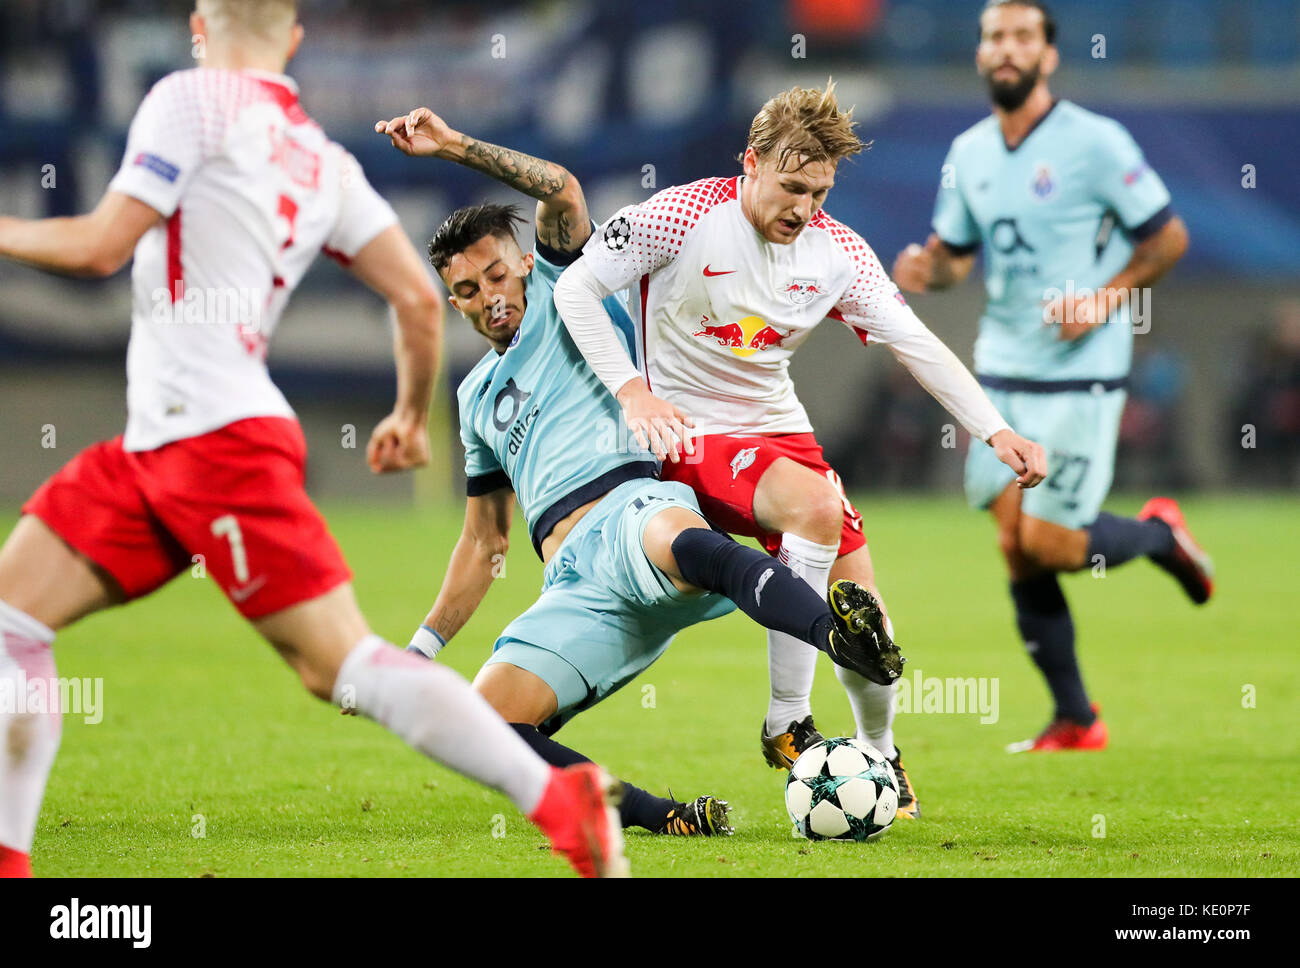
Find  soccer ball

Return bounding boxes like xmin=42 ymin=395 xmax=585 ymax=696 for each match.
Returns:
xmin=785 ymin=737 xmax=899 ymax=841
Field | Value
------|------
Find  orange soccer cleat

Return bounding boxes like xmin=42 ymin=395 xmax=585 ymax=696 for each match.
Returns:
xmin=1138 ymin=497 xmax=1215 ymax=605
xmin=1007 ymin=703 xmax=1109 ymax=753
xmin=529 ymin=763 xmax=630 ymax=878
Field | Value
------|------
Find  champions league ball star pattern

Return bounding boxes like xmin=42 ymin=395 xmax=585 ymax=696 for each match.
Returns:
xmin=603 ymin=216 xmax=631 ymax=252
xmin=785 ymin=737 xmax=899 ymax=841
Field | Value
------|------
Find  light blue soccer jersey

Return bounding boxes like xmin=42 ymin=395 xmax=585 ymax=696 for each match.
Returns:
xmin=932 ymin=100 xmax=1172 ymax=382
xmin=456 ymin=243 xmax=652 ymax=555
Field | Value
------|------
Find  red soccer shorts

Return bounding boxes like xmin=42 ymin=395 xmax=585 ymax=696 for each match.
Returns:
xmin=21 ymin=417 xmax=352 ymax=620
xmin=661 ymin=432 xmax=866 ymax=557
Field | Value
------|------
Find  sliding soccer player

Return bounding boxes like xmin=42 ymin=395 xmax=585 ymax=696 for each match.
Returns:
xmin=892 ymin=0 xmax=1210 ymax=751
xmin=0 ymin=0 xmax=625 ymax=879
xmin=375 ymin=107 xmax=901 ymax=836
xmin=552 ymin=81 xmax=1047 ymax=819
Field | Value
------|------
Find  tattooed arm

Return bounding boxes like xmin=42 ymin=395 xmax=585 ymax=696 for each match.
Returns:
xmin=375 ymin=107 xmax=591 ymax=253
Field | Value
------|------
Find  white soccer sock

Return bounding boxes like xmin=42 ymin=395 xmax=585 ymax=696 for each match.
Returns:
xmin=331 ymin=635 xmax=552 ymax=814
xmin=0 ymin=599 xmax=61 ymax=854
xmin=833 ymin=614 xmax=898 ymax=760
xmin=765 ymin=533 xmax=840 ymax=736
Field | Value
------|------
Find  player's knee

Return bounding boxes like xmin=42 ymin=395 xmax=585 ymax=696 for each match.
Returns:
xmin=997 ymin=524 xmax=1044 ymax=580
xmin=784 ymin=479 xmax=843 ymax=544
xmin=1017 ymin=519 xmax=1064 ymax=571
xmin=996 ymin=523 xmax=1023 ymax=563
xmin=1018 ymin=532 xmax=1047 ymax=567
xmin=643 ymin=507 xmax=704 ymax=580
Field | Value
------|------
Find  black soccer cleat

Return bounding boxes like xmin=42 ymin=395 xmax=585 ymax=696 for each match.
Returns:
xmin=761 ymin=715 xmax=824 ymax=771
xmin=888 ymin=747 xmax=920 ymax=819
xmin=826 ymin=580 xmax=905 ymax=685
xmin=657 ymin=795 xmax=734 ymax=836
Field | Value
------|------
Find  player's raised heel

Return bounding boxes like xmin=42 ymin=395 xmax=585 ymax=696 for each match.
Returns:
xmin=658 ymin=795 xmax=734 ymax=836
xmin=591 ymin=770 xmax=631 ymax=878
xmin=1006 ymin=703 xmax=1109 ymax=753
xmin=1138 ymin=497 xmax=1214 ymax=605
xmin=761 ymin=715 xmax=825 ymax=771
xmin=535 ymin=763 xmax=631 ymax=877
xmin=826 ymin=580 xmax=905 ymax=685
xmin=888 ymin=748 xmax=921 ymax=819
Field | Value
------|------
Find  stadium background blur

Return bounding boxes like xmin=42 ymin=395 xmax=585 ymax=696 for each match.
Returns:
xmin=2 ymin=0 xmax=1298 ymax=506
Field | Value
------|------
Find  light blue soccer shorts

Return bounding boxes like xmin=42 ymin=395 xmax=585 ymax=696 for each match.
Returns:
xmin=965 ymin=383 xmax=1127 ymax=530
xmin=487 ymin=477 xmax=736 ymax=734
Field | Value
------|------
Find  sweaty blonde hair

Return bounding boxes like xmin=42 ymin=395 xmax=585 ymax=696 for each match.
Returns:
xmin=745 ymin=79 xmax=866 ymax=171
xmin=196 ymin=0 xmax=297 ymax=44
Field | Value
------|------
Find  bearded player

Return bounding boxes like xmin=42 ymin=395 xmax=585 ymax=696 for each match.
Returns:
xmin=893 ymin=0 xmax=1209 ymax=752
xmin=0 ymin=0 xmax=627 ymax=879
xmin=554 ymin=80 xmax=1048 ymax=819
xmin=374 ymin=106 xmax=905 ymax=836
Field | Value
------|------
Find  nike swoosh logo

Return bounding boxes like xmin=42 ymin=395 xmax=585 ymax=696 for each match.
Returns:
xmin=229 ymin=575 xmax=268 ymax=603
xmin=702 ymin=265 xmax=736 ymax=277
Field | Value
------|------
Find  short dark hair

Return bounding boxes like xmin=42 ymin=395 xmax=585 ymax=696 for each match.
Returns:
xmin=427 ymin=203 xmax=527 ymax=276
xmin=980 ymin=0 xmax=1057 ymax=45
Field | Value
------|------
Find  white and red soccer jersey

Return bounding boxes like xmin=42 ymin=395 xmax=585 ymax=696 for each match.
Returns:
xmin=579 ymin=176 xmax=935 ymax=436
xmin=108 ymin=68 xmax=397 ymax=452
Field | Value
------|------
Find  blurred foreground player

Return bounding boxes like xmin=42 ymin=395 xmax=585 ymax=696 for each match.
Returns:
xmin=0 ymin=0 xmax=625 ymax=878
xmin=375 ymin=107 xmax=903 ymax=836
xmin=554 ymin=80 xmax=1048 ymax=818
xmin=893 ymin=0 xmax=1209 ymax=751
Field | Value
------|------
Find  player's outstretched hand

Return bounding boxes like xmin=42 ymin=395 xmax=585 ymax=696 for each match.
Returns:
xmin=989 ymin=428 xmax=1048 ymax=489
xmin=615 ymin=379 xmax=695 ymax=464
xmin=892 ymin=233 xmax=942 ymax=293
xmin=366 ymin=411 xmax=431 ymax=474
xmin=373 ymin=107 xmax=457 ymax=158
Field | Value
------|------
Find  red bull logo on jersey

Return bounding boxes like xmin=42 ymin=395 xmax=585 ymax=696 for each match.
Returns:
xmin=783 ymin=277 xmax=824 ymax=306
xmin=692 ymin=314 xmax=789 ymax=358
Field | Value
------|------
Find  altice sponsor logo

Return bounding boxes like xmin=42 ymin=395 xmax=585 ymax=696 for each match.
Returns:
xmin=50 ymin=898 xmax=151 ymax=949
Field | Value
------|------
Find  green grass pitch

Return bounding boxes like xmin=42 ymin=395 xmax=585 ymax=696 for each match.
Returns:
xmin=19 ymin=494 xmax=1297 ymax=877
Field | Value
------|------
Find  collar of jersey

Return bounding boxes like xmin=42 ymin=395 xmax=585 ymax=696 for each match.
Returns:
xmin=204 ymin=67 xmax=299 ymax=96
xmin=1001 ymin=98 xmax=1061 ymax=153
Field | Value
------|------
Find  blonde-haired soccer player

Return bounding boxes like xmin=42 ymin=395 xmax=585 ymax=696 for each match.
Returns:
xmin=555 ymin=79 xmax=1048 ymax=819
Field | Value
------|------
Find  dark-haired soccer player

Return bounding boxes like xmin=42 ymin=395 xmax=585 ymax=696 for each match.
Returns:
xmin=893 ymin=0 xmax=1210 ymax=751
xmin=0 ymin=0 xmax=631 ymax=880
xmin=374 ymin=106 xmax=903 ymax=836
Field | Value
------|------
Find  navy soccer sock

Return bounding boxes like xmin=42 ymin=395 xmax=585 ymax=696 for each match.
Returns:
xmin=1085 ymin=512 xmax=1175 ymax=569
xmin=669 ymin=528 xmax=834 ymax=649
xmin=509 ymin=723 xmax=679 ymax=832
xmin=1009 ymin=574 xmax=1094 ymax=725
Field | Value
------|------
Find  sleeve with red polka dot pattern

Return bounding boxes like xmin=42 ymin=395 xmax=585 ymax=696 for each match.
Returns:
xmin=816 ymin=211 xmax=1010 ymax=442
xmin=579 ymin=177 xmax=740 ymax=294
